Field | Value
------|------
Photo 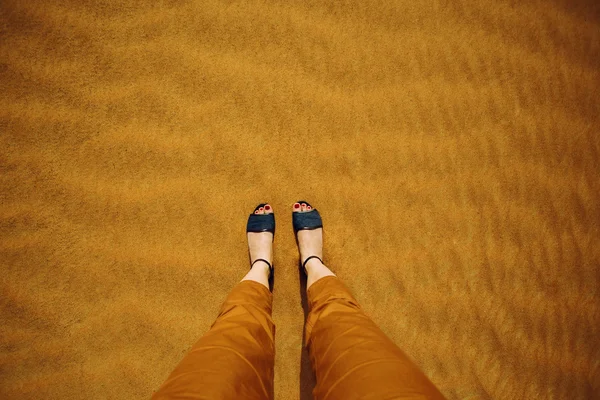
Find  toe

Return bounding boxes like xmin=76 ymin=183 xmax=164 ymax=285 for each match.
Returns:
xmin=264 ymin=204 xmax=273 ymax=214
xmin=301 ymin=203 xmax=308 ymax=212
xmin=293 ymin=202 xmax=301 ymax=212
xmin=306 ymin=204 xmax=312 ymax=210
xmin=258 ymin=206 xmax=265 ymax=214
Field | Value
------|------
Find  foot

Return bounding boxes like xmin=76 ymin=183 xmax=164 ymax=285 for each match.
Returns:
xmin=247 ymin=203 xmax=274 ymax=275
xmin=293 ymin=202 xmax=324 ymax=272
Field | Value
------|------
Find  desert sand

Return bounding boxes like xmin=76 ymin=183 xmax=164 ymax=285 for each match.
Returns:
xmin=1 ymin=0 xmax=599 ymax=399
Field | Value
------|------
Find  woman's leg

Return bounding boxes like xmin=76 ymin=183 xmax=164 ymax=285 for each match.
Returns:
xmin=294 ymin=202 xmax=445 ymax=400
xmin=305 ymin=266 xmax=445 ymax=400
xmin=152 ymin=205 xmax=275 ymax=400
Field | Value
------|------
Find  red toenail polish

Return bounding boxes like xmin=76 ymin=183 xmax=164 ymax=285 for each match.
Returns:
xmin=294 ymin=204 xmax=300 ymax=208
xmin=307 ymin=206 xmax=312 ymax=209
xmin=265 ymin=205 xmax=271 ymax=210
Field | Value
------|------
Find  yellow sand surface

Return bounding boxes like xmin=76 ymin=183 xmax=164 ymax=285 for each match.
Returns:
xmin=1 ymin=0 xmax=599 ymax=399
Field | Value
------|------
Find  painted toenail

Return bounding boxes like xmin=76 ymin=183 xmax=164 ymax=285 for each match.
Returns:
xmin=265 ymin=205 xmax=271 ymax=210
xmin=307 ymin=206 xmax=312 ymax=210
xmin=294 ymin=204 xmax=300 ymax=209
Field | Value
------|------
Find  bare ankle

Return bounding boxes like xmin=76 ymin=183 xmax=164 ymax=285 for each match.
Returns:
xmin=304 ymin=257 xmax=325 ymax=274
xmin=305 ymin=260 xmax=335 ymax=290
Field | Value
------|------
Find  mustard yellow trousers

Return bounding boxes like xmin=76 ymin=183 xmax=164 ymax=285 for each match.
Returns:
xmin=152 ymin=276 xmax=445 ymax=399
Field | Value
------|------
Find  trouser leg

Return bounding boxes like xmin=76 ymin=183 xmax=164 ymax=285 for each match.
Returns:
xmin=305 ymin=276 xmax=445 ymax=400
xmin=153 ymin=280 xmax=275 ymax=400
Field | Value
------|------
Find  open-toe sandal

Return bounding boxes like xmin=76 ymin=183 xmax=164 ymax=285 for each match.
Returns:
xmin=292 ymin=200 xmax=324 ymax=273
xmin=246 ymin=203 xmax=275 ymax=275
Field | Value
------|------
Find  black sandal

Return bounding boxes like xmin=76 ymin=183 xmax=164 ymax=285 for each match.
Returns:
xmin=246 ymin=203 xmax=275 ymax=275
xmin=293 ymin=200 xmax=324 ymax=273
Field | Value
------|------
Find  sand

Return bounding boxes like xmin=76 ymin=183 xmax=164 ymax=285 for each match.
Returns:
xmin=1 ymin=0 xmax=599 ymax=398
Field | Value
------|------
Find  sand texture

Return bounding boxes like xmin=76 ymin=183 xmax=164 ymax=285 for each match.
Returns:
xmin=1 ymin=0 xmax=599 ymax=399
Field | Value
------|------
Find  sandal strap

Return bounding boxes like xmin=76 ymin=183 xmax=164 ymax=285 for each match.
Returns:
xmin=247 ymin=213 xmax=276 ymax=235
xmin=301 ymin=255 xmax=323 ymax=272
xmin=293 ymin=209 xmax=323 ymax=232
xmin=251 ymin=258 xmax=272 ymax=271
